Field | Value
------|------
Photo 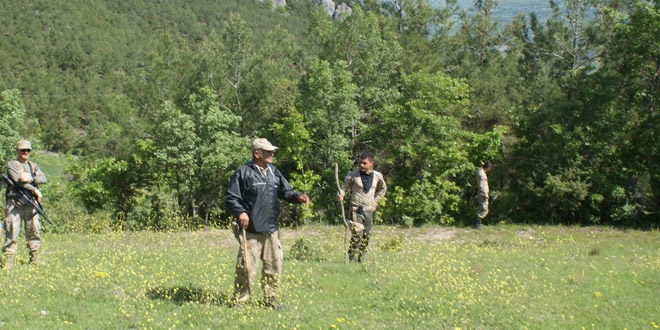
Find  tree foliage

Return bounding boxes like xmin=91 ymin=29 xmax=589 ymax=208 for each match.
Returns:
xmin=1 ymin=0 xmax=658 ymax=230
xmin=0 ymin=90 xmax=30 ymax=164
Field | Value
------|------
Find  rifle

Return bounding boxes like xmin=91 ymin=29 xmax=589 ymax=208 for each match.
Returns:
xmin=1 ymin=174 xmax=52 ymax=225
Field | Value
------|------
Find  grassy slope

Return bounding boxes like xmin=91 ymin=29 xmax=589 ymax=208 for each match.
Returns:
xmin=0 ymin=225 xmax=657 ymax=329
xmin=31 ymin=151 xmax=71 ymax=179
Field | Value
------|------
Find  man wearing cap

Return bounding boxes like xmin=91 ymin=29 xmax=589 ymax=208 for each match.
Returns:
xmin=224 ymin=138 xmax=310 ymax=310
xmin=3 ymin=140 xmax=47 ymax=269
xmin=337 ymin=152 xmax=387 ymax=262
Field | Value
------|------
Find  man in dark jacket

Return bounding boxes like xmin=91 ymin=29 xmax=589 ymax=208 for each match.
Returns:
xmin=224 ymin=138 xmax=309 ymax=310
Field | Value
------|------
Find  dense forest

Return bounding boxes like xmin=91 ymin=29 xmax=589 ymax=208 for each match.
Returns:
xmin=0 ymin=0 xmax=658 ymax=231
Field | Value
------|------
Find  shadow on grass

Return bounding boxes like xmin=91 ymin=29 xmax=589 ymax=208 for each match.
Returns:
xmin=146 ymin=286 xmax=232 ymax=307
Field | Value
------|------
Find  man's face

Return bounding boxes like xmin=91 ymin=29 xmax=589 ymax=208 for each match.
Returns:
xmin=256 ymin=149 xmax=275 ymax=164
xmin=17 ymin=148 xmax=31 ymax=162
xmin=359 ymin=158 xmax=374 ymax=173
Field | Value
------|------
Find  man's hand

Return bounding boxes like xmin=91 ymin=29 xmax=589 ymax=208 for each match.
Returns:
xmin=238 ymin=212 xmax=249 ymax=229
xmin=337 ymin=194 xmax=344 ymax=202
xmin=19 ymin=172 xmax=32 ymax=183
xmin=298 ymin=194 xmax=310 ymax=206
xmin=34 ymin=189 xmax=42 ymax=203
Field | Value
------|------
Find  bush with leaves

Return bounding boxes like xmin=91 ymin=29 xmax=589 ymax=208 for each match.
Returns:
xmin=289 ymin=237 xmax=327 ymax=262
xmin=382 ymin=172 xmax=461 ymax=226
xmin=0 ymin=89 xmax=31 ymax=164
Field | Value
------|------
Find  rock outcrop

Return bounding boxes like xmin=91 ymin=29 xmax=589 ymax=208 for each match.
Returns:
xmin=261 ymin=0 xmax=286 ymax=9
xmin=317 ymin=0 xmax=336 ymax=16
xmin=263 ymin=0 xmax=351 ymax=19
xmin=332 ymin=2 xmax=352 ymax=19
xmin=317 ymin=0 xmax=352 ymax=19
xmin=272 ymin=0 xmax=287 ymax=7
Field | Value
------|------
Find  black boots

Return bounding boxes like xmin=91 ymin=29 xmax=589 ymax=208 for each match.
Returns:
xmin=265 ymin=297 xmax=285 ymax=311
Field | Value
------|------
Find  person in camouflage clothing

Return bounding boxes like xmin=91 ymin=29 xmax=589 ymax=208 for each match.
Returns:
xmin=475 ymin=161 xmax=492 ymax=230
xmin=337 ymin=153 xmax=387 ymax=262
xmin=3 ymin=140 xmax=47 ymax=269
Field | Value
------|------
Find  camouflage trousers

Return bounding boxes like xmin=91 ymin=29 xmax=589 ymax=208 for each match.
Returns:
xmin=3 ymin=201 xmax=40 ymax=255
xmin=476 ymin=195 xmax=489 ymax=220
xmin=349 ymin=208 xmax=373 ymax=262
xmin=234 ymin=230 xmax=282 ymax=302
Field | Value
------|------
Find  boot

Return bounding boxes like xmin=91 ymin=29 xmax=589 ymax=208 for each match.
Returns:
xmin=3 ymin=254 xmax=14 ymax=270
xmin=29 ymin=251 xmax=40 ymax=265
xmin=475 ymin=218 xmax=483 ymax=230
xmin=264 ymin=297 xmax=285 ymax=311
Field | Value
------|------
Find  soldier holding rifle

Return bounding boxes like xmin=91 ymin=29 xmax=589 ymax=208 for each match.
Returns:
xmin=3 ymin=140 xmax=47 ymax=269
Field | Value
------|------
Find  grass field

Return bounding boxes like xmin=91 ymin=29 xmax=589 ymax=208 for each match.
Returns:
xmin=0 ymin=224 xmax=658 ymax=329
xmin=31 ymin=151 xmax=71 ymax=179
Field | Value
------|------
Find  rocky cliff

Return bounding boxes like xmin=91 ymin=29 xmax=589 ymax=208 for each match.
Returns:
xmin=263 ymin=0 xmax=351 ymax=19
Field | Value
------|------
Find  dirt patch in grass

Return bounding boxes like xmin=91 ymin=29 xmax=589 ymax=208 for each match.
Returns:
xmin=288 ymin=225 xmax=460 ymax=244
xmin=417 ymin=227 xmax=458 ymax=243
xmin=515 ymin=228 xmax=536 ymax=240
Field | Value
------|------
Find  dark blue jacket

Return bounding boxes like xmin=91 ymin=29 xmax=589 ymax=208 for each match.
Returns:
xmin=224 ymin=161 xmax=302 ymax=233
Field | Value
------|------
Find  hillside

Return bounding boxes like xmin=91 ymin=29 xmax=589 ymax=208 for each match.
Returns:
xmin=1 ymin=0 xmax=547 ymax=155
xmin=1 ymin=0 xmax=657 ymax=229
xmin=432 ymin=0 xmax=553 ymax=22
xmin=0 ymin=0 xmax=316 ymax=154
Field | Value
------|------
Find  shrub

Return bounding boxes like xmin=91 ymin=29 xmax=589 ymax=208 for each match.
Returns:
xmin=289 ymin=237 xmax=326 ymax=262
xmin=378 ymin=235 xmax=402 ymax=252
xmin=382 ymin=173 xmax=461 ymax=227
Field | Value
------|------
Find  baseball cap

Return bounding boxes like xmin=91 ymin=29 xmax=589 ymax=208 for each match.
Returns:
xmin=251 ymin=138 xmax=279 ymax=151
xmin=16 ymin=140 xmax=32 ymax=150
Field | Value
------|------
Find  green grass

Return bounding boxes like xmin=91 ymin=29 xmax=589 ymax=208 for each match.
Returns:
xmin=0 ymin=225 xmax=658 ymax=329
xmin=30 ymin=151 xmax=73 ymax=180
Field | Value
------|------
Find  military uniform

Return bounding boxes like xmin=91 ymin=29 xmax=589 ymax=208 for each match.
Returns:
xmin=3 ymin=140 xmax=47 ymax=268
xmin=339 ymin=169 xmax=386 ymax=262
xmin=475 ymin=167 xmax=489 ymax=228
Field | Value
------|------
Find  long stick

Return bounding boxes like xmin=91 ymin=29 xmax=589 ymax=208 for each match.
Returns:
xmin=335 ymin=163 xmax=349 ymax=264
xmin=242 ymin=227 xmax=251 ymax=295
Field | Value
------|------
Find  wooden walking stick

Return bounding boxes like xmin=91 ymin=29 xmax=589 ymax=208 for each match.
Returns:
xmin=241 ymin=227 xmax=251 ymax=295
xmin=335 ymin=163 xmax=350 ymax=263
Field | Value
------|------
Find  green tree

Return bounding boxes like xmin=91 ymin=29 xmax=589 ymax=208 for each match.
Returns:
xmin=219 ymin=14 xmax=254 ymax=128
xmin=282 ymin=59 xmax=360 ymax=222
xmin=381 ymin=0 xmax=457 ymax=36
xmin=443 ymin=0 xmax=523 ymax=134
xmin=151 ymin=87 xmax=249 ymax=225
xmin=602 ymin=0 xmax=660 ymax=225
xmin=299 ymin=59 xmax=360 ymax=170
xmin=71 ymin=87 xmax=249 ymax=229
xmin=367 ymin=71 xmax=504 ymax=225
xmin=380 ymin=0 xmax=459 ymax=73
xmin=505 ymin=0 xmax=648 ymax=225
xmin=311 ymin=6 xmax=402 ymax=114
xmin=0 ymin=89 xmax=31 ymax=164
